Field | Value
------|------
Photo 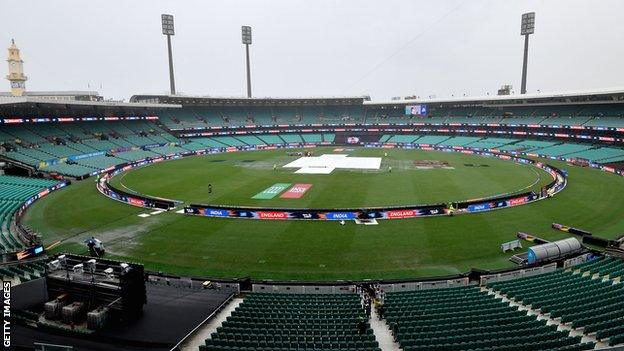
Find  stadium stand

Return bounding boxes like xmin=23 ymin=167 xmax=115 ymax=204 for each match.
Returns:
xmin=384 ymin=285 xmax=593 ymax=351
xmin=113 ymin=149 xmax=161 ymax=162
xmin=488 ymin=257 xmax=624 ymax=347
xmin=413 ymin=135 xmax=450 ymax=145
xmin=0 ymin=260 xmax=46 ymax=285
xmin=281 ymin=134 xmax=304 ymax=144
xmin=202 ymin=293 xmax=380 ymax=351
xmin=566 ymin=148 xmax=624 ymax=163
xmin=573 ymin=256 xmax=624 ymax=281
xmin=301 ymin=133 xmax=323 ymax=143
xmin=211 ymin=136 xmax=246 ymax=147
xmin=5 ymin=96 xmax=624 ymax=350
xmin=322 ymin=133 xmax=335 ymax=143
xmin=0 ymin=175 xmax=59 ymax=252
xmin=466 ymin=137 xmax=516 ymax=149
xmin=258 ymin=134 xmax=285 ymax=145
xmin=6 ymin=118 xmax=624 ymax=177
xmin=236 ymin=135 xmax=267 ymax=146
xmin=535 ymin=143 xmax=594 ymax=157
xmin=497 ymin=140 xmax=558 ymax=152
xmin=437 ymin=136 xmax=482 ymax=147
xmin=387 ymin=135 xmax=420 ymax=143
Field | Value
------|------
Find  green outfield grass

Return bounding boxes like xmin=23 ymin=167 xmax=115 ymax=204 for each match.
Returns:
xmin=108 ymin=147 xmax=551 ymax=208
xmin=22 ymin=147 xmax=624 ymax=281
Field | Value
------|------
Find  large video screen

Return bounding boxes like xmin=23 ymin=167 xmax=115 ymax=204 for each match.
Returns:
xmin=405 ymin=104 xmax=428 ymax=116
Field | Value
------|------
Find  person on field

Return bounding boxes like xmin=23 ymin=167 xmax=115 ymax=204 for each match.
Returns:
xmin=208 ymin=183 xmax=212 ymax=194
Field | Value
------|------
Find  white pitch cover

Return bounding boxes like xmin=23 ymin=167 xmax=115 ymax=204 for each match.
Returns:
xmin=283 ymin=154 xmax=381 ymax=174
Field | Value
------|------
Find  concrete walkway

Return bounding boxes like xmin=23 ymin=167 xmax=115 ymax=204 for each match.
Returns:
xmin=180 ymin=297 xmax=244 ymax=351
xmin=370 ymin=308 xmax=402 ymax=351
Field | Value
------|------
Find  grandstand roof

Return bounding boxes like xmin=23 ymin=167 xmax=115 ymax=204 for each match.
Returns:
xmin=0 ymin=90 xmax=100 ymax=97
xmin=131 ymin=88 xmax=624 ymax=108
xmin=0 ymin=96 xmax=180 ymax=108
xmin=130 ymin=94 xmax=368 ymax=106
xmin=0 ymin=96 xmax=180 ymax=118
xmin=367 ymin=87 xmax=624 ymax=106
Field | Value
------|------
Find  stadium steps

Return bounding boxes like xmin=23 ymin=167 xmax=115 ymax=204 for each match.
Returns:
xmin=180 ymin=297 xmax=243 ymax=351
xmin=413 ymin=135 xmax=451 ymax=145
xmin=322 ymin=133 xmax=335 ymax=143
xmin=437 ymin=136 xmax=481 ymax=147
xmin=387 ymin=135 xmax=420 ymax=144
xmin=487 ymin=262 xmax=624 ymax=347
xmin=211 ymin=136 xmax=246 ymax=147
xmin=483 ymin=286 xmax=604 ymax=349
xmin=379 ymin=135 xmax=392 ymax=143
xmin=368 ymin=308 xmax=401 ymax=351
xmin=257 ymin=135 xmax=284 ymax=145
xmin=301 ymin=133 xmax=323 ymax=143
xmin=280 ymin=134 xmax=304 ymax=144
xmin=532 ymin=143 xmax=592 ymax=157
xmin=235 ymin=135 xmax=266 ymax=146
xmin=202 ymin=293 xmax=380 ymax=351
xmin=384 ymin=285 xmax=594 ymax=351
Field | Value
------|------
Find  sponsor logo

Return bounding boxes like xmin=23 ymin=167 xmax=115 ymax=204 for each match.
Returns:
xmin=127 ymin=197 xmax=145 ymax=207
xmin=467 ymin=203 xmax=491 ymax=212
xmin=204 ymin=208 xmax=230 ymax=217
xmin=325 ymin=212 xmax=356 ymax=220
xmin=280 ymin=184 xmax=313 ymax=199
xmin=257 ymin=211 xmax=289 ymax=220
xmin=507 ymin=197 xmax=527 ymax=206
xmin=386 ymin=209 xmax=418 ymax=219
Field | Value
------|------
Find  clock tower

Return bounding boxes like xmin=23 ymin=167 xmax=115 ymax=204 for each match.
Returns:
xmin=6 ymin=39 xmax=27 ymax=96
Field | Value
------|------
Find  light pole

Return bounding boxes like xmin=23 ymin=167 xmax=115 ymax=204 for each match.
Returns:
xmin=162 ymin=14 xmax=176 ymax=95
xmin=520 ymin=12 xmax=535 ymax=95
xmin=242 ymin=26 xmax=252 ymax=98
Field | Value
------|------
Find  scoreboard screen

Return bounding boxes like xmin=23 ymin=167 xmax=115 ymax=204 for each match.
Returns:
xmin=405 ymin=104 xmax=428 ymax=116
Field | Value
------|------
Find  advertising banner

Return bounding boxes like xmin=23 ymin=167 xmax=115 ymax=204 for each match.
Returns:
xmin=467 ymin=202 xmax=492 ymax=212
xmin=128 ymin=197 xmax=146 ymax=207
xmin=256 ymin=211 xmax=289 ymax=220
xmin=385 ymin=209 xmax=419 ymax=219
xmin=203 ymin=208 xmax=231 ymax=217
xmin=324 ymin=212 xmax=357 ymax=220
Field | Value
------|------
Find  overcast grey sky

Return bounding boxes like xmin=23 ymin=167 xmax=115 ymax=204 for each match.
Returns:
xmin=1 ymin=0 xmax=623 ymax=101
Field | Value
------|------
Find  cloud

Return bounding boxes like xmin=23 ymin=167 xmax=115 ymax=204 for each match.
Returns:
xmin=1 ymin=0 xmax=622 ymax=100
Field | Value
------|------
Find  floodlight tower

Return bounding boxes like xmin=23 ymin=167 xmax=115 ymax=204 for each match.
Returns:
xmin=161 ymin=14 xmax=176 ymax=95
xmin=242 ymin=26 xmax=252 ymax=98
xmin=520 ymin=12 xmax=535 ymax=94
